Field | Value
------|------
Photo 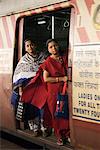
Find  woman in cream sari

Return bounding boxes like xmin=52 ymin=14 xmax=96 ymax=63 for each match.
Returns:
xmin=12 ymin=39 xmax=46 ymax=136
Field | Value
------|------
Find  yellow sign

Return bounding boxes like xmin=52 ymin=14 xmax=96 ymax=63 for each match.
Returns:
xmin=73 ymin=44 xmax=100 ymax=123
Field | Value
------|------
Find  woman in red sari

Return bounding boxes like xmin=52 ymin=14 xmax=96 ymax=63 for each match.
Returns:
xmin=42 ymin=39 xmax=70 ymax=145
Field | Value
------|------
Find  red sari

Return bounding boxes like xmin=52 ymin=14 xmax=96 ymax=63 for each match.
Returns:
xmin=42 ymin=56 xmax=69 ymax=139
xmin=21 ymin=55 xmax=70 ymax=139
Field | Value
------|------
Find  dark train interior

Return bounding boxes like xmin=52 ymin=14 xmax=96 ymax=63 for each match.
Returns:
xmin=22 ymin=8 xmax=71 ymax=55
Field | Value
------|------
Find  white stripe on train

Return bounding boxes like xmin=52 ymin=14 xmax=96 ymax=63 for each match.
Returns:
xmin=76 ymin=0 xmax=99 ymax=42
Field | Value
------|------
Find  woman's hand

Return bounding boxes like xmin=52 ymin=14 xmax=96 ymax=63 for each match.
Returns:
xmin=58 ymin=76 xmax=68 ymax=82
xmin=43 ymin=70 xmax=68 ymax=83
xmin=19 ymin=86 xmax=23 ymax=96
xmin=63 ymin=76 xmax=68 ymax=82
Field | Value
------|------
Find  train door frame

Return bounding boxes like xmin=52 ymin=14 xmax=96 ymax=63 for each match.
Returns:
xmin=13 ymin=3 xmax=74 ymax=147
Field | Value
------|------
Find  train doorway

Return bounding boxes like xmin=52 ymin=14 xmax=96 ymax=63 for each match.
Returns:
xmin=12 ymin=6 xmax=73 ymax=149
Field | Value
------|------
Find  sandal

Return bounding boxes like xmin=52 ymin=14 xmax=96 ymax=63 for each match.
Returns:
xmin=63 ymin=137 xmax=71 ymax=144
xmin=42 ymin=128 xmax=52 ymax=137
xmin=57 ymin=138 xmax=63 ymax=146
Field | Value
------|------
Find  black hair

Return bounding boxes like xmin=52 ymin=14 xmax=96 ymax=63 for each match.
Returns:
xmin=46 ymin=39 xmax=58 ymax=47
xmin=24 ymin=38 xmax=36 ymax=45
xmin=46 ymin=39 xmax=65 ymax=56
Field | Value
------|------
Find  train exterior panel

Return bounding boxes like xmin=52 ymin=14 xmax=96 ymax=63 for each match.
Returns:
xmin=0 ymin=0 xmax=100 ymax=149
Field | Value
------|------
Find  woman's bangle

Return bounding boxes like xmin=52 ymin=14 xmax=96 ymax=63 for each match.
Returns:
xmin=56 ymin=77 xmax=59 ymax=82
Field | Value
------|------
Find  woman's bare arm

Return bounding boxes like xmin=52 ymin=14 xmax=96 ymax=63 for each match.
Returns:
xmin=43 ymin=70 xmax=67 ymax=83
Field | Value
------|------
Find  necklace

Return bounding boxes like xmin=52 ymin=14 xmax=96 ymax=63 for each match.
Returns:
xmin=51 ymin=55 xmax=63 ymax=64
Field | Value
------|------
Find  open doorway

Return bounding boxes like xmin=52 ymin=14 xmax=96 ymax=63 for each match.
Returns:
xmin=13 ymin=7 xmax=71 ymax=147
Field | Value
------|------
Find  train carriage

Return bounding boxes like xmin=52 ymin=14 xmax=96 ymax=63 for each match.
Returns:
xmin=0 ymin=0 xmax=100 ymax=149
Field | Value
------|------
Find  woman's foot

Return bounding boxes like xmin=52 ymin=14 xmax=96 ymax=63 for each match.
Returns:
xmin=63 ymin=137 xmax=71 ymax=144
xmin=42 ymin=128 xmax=52 ymax=137
xmin=57 ymin=138 xmax=63 ymax=146
xmin=67 ymin=137 xmax=71 ymax=143
xmin=28 ymin=120 xmax=34 ymax=130
xmin=33 ymin=130 xmax=42 ymax=137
